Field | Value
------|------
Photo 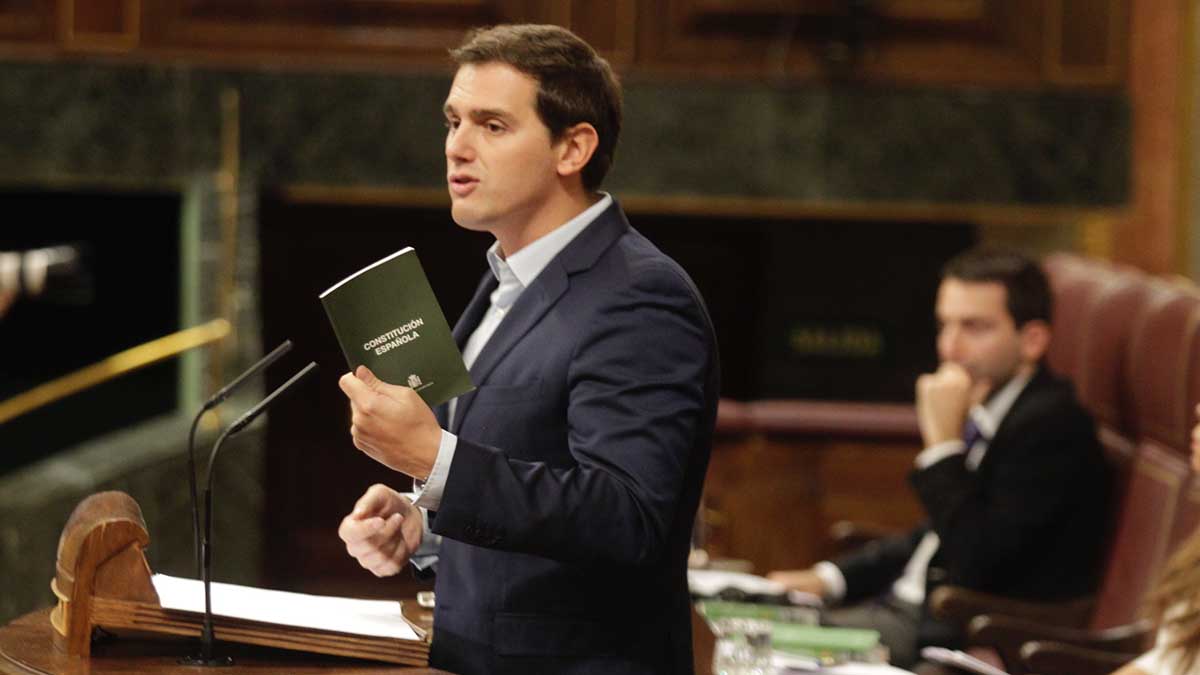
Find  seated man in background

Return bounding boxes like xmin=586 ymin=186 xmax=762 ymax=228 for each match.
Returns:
xmin=769 ymin=247 xmax=1111 ymax=668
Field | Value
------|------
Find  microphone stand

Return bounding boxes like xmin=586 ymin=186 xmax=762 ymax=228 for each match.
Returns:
xmin=184 ymin=361 xmax=317 ymax=667
xmin=187 ymin=340 xmax=292 ymax=578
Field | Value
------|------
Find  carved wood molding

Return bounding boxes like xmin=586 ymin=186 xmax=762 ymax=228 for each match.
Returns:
xmin=0 ymin=0 xmax=51 ymax=41
xmin=141 ymin=0 xmax=531 ymax=56
xmin=0 ymin=0 xmax=1129 ymax=86
xmin=60 ymin=0 xmax=140 ymax=53
xmin=1044 ymin=0 xmax=1125 ymax=86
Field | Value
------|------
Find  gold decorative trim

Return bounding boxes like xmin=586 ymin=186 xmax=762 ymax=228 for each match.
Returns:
xmin=0 ymin=318 xmax=230 ymax=426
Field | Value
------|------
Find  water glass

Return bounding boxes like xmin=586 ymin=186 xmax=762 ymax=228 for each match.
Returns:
xmin=711 ymin=617 xmax=772 ymax=675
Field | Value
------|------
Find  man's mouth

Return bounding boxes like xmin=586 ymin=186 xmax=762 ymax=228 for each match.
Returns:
xmin=448 ymin=174 xmax=478 ymax=197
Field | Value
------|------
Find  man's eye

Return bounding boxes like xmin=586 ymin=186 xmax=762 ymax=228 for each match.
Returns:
xmin=444 ymin=119 xmax=459 ymax=131
xmin=486 ymin=122 xmax=505 ymax=133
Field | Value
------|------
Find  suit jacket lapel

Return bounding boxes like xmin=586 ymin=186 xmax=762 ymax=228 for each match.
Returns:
xmin=453 ymin=271 xmax=497 ymax=349
xmin=450 ymin=200 xmax=630 ymax=434
xmin=977 ymin=368 xmax=1050 ymax=472
xmin=439 ymin=271 xmax=496 ymax=430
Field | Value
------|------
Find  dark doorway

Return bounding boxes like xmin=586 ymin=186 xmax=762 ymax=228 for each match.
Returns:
xmin=0 ymin=188 xmax=181 ymax=475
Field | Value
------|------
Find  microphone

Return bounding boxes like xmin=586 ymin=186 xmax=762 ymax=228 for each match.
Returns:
xmin=191 ymin=361 xmax=317 ymax=666
xmin=187 ymin=340 xmax=293 ymax=579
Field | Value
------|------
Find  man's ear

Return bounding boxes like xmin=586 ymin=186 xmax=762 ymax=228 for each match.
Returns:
xmin=555 ymin=122 xmax=599 ymax=180
xmin=1019 ymin=319 xmax=1052 ymax=363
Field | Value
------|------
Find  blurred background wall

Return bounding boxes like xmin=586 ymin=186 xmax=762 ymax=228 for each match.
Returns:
xmin=0 ymin=0 xmax=1188 ymax=622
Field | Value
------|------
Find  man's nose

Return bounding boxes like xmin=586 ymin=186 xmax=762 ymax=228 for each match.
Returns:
xmin=446 ymin=126 xmax=474 ymax=162
xmin=938 ymin=327 xmax=963 ymax=362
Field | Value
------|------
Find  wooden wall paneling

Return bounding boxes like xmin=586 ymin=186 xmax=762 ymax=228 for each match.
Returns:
xmin=1118 ymin=0 xmax=1185 ymax=274
xmin=635 ymin=0 xmax=820 ymax=79
xmin=635 ymin=0 xmax=1051 ymax=85
xmin=60 ymin=0 xmax=139 ymax=53
xmin=701 ymin=434 xmax=925 ymax=574
xmin=701 ymin=433 xmax=824 ymax=573
xmin=0 ymin=0 xmax=52 ymax=42
xmin=140 ymin=0 xmax=550 ymax=66
xmin=853 ymin=0 xmax=1046 ymax=86
xmin=815 ymin=439 xmax=924 ymax=561
xmin=1045 ymin=0 xmax=1126 ymax=86
xmin=548 ymin=0 xmax=637 ymax=68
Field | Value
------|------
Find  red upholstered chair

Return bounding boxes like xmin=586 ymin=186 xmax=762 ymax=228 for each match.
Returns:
xmin=1073 ymin=269 xmax=1151 ymax=430
xmin=1044 ymin=253 xmax=1097 ymax=384
xmin=1071 ymin=267 xmax=1155 ymax=499
xmin=1125 ymin=281 xmax=1200 ymax=453
xmin=962 ymin=280 xmax=1200 ymax=674
xmin=961 ymin=440 xmax=1189 ymax=675
xmin=1166 ymin=289 xmax=1200 ymax=553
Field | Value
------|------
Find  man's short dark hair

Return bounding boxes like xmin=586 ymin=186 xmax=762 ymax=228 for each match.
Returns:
xmin=450 ymin=24 xmax=622 ymax=192
xmin=942 ymin=247 xmax=1052 ymax=327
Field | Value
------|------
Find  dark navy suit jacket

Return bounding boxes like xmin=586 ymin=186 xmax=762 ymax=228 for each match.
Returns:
xmin=427 ymin=200 xmax=719 ymax=674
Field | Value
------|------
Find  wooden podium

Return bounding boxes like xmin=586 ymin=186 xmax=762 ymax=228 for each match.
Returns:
xmin=0 ymin=491 xmax=451 ymax=674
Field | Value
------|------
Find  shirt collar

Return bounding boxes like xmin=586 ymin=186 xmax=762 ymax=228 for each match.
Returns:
xmin=969 ymin=369 xmax=1034 ymax=441
xmin=485 ymin=193 xmax=613 ymax=289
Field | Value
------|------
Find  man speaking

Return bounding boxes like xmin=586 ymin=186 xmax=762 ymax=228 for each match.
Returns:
xmin=335 ymin=24 xmax=720 ymax=675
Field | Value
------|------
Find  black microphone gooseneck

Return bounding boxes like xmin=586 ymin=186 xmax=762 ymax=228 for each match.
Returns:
xmin=192 ymin=362 xmax=317 ymax=666
xmin=187 ymin=340 xmax=293 ymax=578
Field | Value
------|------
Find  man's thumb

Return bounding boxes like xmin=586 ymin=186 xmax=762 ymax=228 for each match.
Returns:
xmin=356 ymin=365 xmax=382 ymax=390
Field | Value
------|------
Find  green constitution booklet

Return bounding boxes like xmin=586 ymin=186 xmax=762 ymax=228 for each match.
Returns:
xmin=320 ymin=247 xmax=474 ymax=407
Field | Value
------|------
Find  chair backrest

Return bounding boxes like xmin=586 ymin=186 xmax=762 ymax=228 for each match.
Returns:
xmin=1062 ymin=265 xmax=1153 ymax=504
xmin=1086 ymin=280 xmax=1200 ymax=629
xmin=1089 ymin=442 xmax=1190 ymax=629
xmin=1044 ymin=253 xmax=1096 ymax=384
xmin=1126 ymin=281 xmax=1200 ymax=452
xmin=1075 ymin=270 xmax=1154 ymax=436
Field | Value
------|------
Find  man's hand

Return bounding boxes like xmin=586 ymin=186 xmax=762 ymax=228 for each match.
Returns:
xmin=915 ymin=363 xmax=988 ymax=447
xmin=338 ymin=484 xmax=424 ymax=577
xmin=766 ymin=569 xmax=828 ymax=597
xmin=339 ymin=365 xmax=441 ymax=479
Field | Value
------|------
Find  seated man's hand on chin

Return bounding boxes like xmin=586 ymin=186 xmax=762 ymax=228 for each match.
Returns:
xmin=338 ymin=483 xmax=423 ymax=577
xmin=915 ymin=362 xmax=989 ymax=447
xmin=766 ymin=568 xmax=828 ymax=597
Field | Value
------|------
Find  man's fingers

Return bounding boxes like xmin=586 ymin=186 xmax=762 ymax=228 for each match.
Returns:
xmin=350 ymin=484 xmax=399 ymax=517
xmin=339 ymin=514 xmax=384 ymax=544
xmin=344 ymin=514 xmax=403 ymax=555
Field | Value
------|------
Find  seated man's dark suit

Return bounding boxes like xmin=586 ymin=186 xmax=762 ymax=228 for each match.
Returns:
xmin=427 ymin=200 xmax=720 ymax=675
xmin=833 ymin=367 xmax=1110 ymax=650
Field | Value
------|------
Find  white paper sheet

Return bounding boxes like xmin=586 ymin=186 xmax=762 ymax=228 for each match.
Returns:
xmin=688 ymin=568 xmax=788 ymax=597
xmin=151 ymin=574 xmax=419 ymax=641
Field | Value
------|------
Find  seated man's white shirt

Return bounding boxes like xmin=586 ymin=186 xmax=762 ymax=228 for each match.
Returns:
xmin=816 ymin=371 xmax=1033 ymax=605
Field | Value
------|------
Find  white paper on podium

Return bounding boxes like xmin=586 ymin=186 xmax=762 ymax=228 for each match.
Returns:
xmin=688 ymin=568 xmax=788 ymax=597
xmin=151 ymin=573 xmax=419 ymax=641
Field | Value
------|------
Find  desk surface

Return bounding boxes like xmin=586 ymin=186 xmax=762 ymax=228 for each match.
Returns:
xmin=0 ymin=609 xmax=453 ymax=674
